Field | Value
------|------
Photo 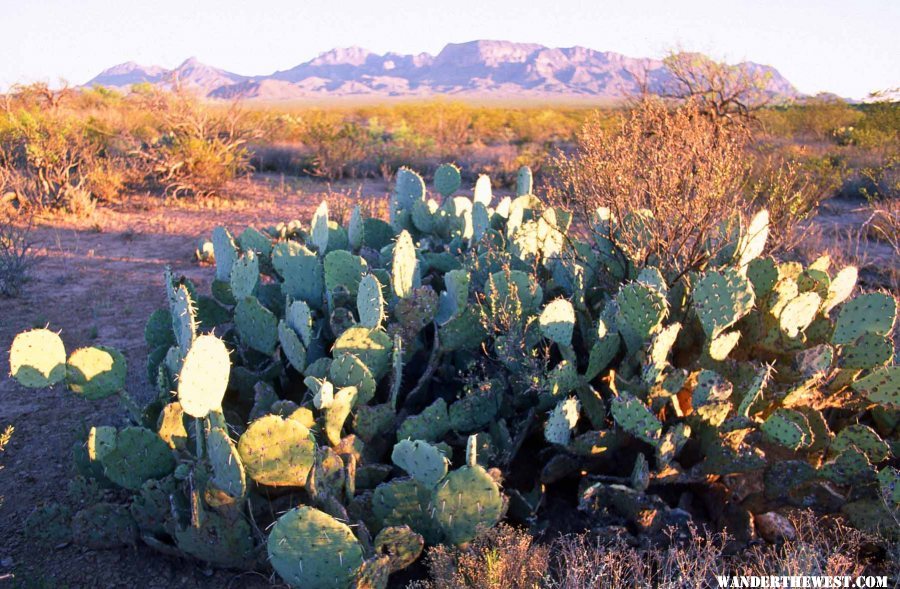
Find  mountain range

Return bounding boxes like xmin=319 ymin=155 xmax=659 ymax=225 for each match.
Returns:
xmin=85 ymin=40 xmax=800 ymax=102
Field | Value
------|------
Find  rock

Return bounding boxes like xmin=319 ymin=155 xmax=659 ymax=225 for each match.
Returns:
xmin=754 ymin=512 xmax=797 ymax=543
xmin=580 ymin=483 xmax=673 ymax=535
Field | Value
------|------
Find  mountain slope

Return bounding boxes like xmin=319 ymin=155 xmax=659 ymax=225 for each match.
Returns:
xmin=85 ymin=40 xmax=800 ymax=102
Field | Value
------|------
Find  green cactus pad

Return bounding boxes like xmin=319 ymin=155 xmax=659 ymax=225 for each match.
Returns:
xmin=747 ymin=257 xmax=779 ymax=298
xmin=145 ymin=309 xmax=176 ymax=349
xmin=355 ymin=403 xmax=397 ymax=443
xmin=330 ymin=353 xmax=376 ymax=405
xmin=206 ymin=426 xmax=246 ymax=502
xmin=278 ymin=320 xmax=307 ymax=372
xmin=433 ymin=463 xmax=503 ymax=545
xmin=794 ymin=344 xmax=834 ymax=379
xmin=434 ymin=163 xmax=462 ymax=198
xmin=100 ymin=427 xmax=175 ymax=491
xmin=832 ymin=292 xmax=897 ymax=345
xmin=170 ymin=284 xmax=197 ymax=354
xmin=472 ymin=175 xmax=492 ymax=207
xmin=9 ymin=329 xmax=67 ymax=388
xmin=829 ymin=425 xmax=890 ymax=463
xmin=819 ymin=445 xmax=875 ymax=485
xmin=177 ymin=334 xmax=230 ymax=418
xmin=878 ymin=467 xmax=900 ymax=505
xmin=486 ymin=269 xmax=544 ymax=316
xmin=693 ymin=269 xmax=755 ymax=340
xmin=391 ymin=230 xmax=420 ymax=299
xmin=545 ymin=397 xmax=580 ymax=445
xmin=539 ymin=299 xmax=576 ymax=346
xmin=372 ymin=478 xmax=442 ymax=544
xmin=760 ymin=409 xmax=807 ymax=450
xmin=822 ymin=266 xmax=858 ymax=316
xmin=309 ymin=200 xmax=330 ymax=254
xmin=707 ymin=330 xmax=741 ymax=362
xmin=333 ymin=327 xmax=393 ymax=380
xmin=357 ymin=274 xmax=385 ymax=329
xmin=229 ymin=250 xmax=259 ymax=300
xmin=234 ymin=296 xmax=278 ymax=355
xmin=610 ymin=394 xmax=662 ymax=445
xmin=65 ymin=345 xmax=126 ymax=400
xmin=269 ymin=507 xmax=365 ymax=589
xmin=237 ymin=226 xmax=272 ymax=258
xmin=615 ymin=282 xmax=667 ymax=353
xmin=325 ymin=386 xmax=358 ymax=445
xmin=238 ymin=414 xmax=316 ymax=486
xmin=779 ymin=292 xmax=821 ymax=338
xmin=398 ymin=398 xmax=451 ymax=442
xmin=839 ymin=333 xmax=893 ymax=369
xmin=737 ymin=209 xmax=769 ymax=268
xmin=325 ymin=250 xmax=368 ymax=296
xmin=449 ymin=389 xmax=500 ymax=433
xmin=211 ymin=226 xmax=237 ymax=282
xmin=175 ymin=507 xmax=254 ymax=567
xmin=852 ymin=366 xmax=900 ymax=408
xmin=516 ymin=166 xmax=533 ymax=197
xmin=272 ymin=241 xmax=325 ymax=307
xmin=392 ymin=439 xmax=449 ymax=487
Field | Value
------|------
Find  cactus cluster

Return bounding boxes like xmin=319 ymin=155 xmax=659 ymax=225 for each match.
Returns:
xmin=9 ymin=164 xmax=900 ymax=586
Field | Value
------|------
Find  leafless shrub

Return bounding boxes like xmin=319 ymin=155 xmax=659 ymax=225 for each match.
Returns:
xmin=546 ymin=98 xmax=750 ymax=279
xmin=0 ymin=209 xmax=39 ymax=296
xmin=411 ymin=524 xmax=550 ymax=589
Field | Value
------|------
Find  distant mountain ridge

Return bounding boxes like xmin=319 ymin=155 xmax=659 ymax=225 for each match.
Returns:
xmin=85 ymin=40 xmax=801 ymax=102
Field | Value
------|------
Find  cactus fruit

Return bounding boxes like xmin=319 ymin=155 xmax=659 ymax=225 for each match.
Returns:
xmin=539 ymin=298 xmax=576 ymax=346
xmin=434 ymin=163 xmax=461 ymax=198
xmin=391 ymin=439 xmax=449 ymax=486
xmin=238 ymin=415 xmax=316 ymax=486
xmin=177 ymin=335 xmax=230 ymax=418
xmin=9 ymin=329 xmax=66 ymax=388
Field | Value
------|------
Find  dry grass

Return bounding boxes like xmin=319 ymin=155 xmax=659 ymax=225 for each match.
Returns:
xmin=0 ymin=209 xmax=39 ymax=296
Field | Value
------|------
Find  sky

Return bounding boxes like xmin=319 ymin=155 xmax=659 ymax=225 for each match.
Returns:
xmin=2 ymin=0 xmax=897 ymax=99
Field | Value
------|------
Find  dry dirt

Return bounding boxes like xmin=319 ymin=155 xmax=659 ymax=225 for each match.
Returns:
xmin=0 ymin=178 xmax=895 ymax=588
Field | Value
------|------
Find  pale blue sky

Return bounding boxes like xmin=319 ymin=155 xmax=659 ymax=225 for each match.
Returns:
xmin=2 ymin=0 xmax=897 ymax=99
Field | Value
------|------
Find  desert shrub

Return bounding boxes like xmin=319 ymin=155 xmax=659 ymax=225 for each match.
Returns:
xmin=131 ymin=88 xmax=255 ymax=198
xmin=0 ymin=209 xmax=38 ymax=296
xmin=413 ymin=525 xmax=549 ymax=589
xmin=296 ymin=110 xmax=376 ymax=179
xmin=547 ymin=97 xmax=750 ymax=278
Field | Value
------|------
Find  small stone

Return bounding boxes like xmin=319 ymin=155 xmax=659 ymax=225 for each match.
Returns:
xmin=754 ymin=512 xmax=798 ymax=543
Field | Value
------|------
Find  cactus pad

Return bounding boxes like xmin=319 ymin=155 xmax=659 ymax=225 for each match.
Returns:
xmin=693 ymin=269 xmax=755 ymax=340
xmin=9 ymin=329 xmax=66 ymax=388
xmin=779 ymin=292 xmax=821 ymax=338
xmin=234 ymin=296 xmax=278 ymax=355
xmin=177 ymin=335 xmax=230 ymax=418
xmin=333 ymin=327 xmax=393 ymax=380
xmin=229 ymin=250 xmax=259 ymax=300
xmin=610 ymin=394 xmax=662 ymax=445
xmin=839 ymin=333 xmax=893 ymax=369
xmin=391 ymin=439 xmax=449 ymax=486
xmin=66 ymin=346 xmax=127 ymax=399
xmin=433 ymin=463 xmax=503 ymax=545
xmin=374 ymin=525 xmax=424 ymax=573
xmin=238 ymin=415 xmax=316 ymax=486
xmin=211 ymin=226 xmax=237 ymax=282
xmin=391 ymin=231 xmax=420 ymax=299
xmin=434 ymin=163 xmax=461 ymax=198
xmin=615 ymin=282 xmax=667 ymax=352
xmin=830 ymin=425 xmax=890 ymax=463
xmin=852 ymin=366 xmax=900 ymax=408
xmin=516 ymin=165 xmax=533 ymax=197
xmin=206 ymin=426 xmax=246 ymax=502
xmin=357 ymin=274 xmax=385 ymax=329
xmin=760 ymin=409 xmax=807 ymax=450
xmin=539 ymin=299 xmax=576 ymax=346
xmin=822 ymin=266 xmax=857 ymax=316
xmin=832 ymin=292 xmax=897 ymax=345
xmin=545 ymin=397 xmax=580 ymax=445
xmin=100 ymin=427 xmax=175 ymax=491
xmin=398 ymin=398 xmax=451 ymax=442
